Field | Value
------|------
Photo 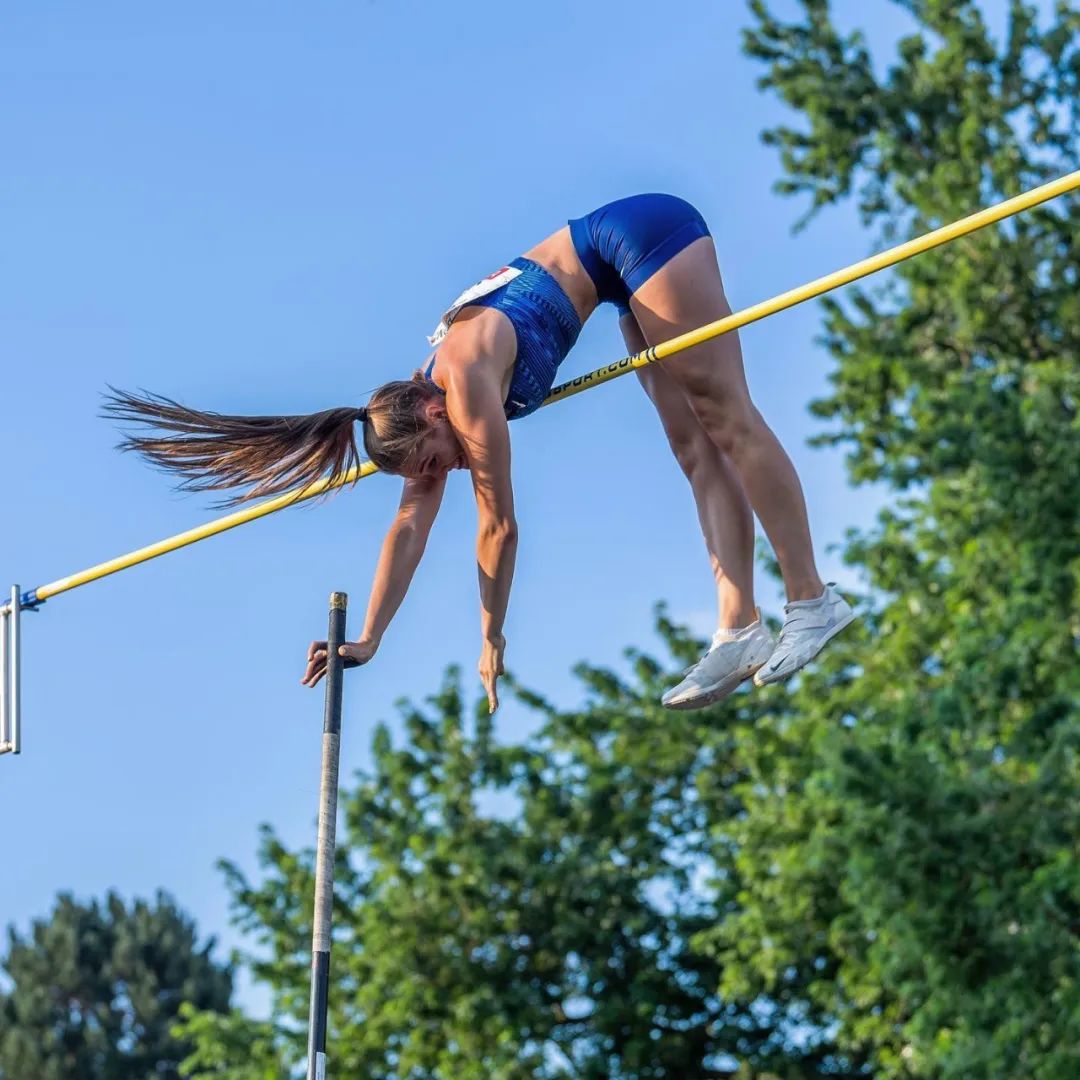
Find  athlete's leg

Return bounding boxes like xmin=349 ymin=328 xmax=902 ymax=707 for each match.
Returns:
xmin=621 ymin=312 xmax=756 ymax=630
xmin=629 ymin=237 xmax=824 ymax=603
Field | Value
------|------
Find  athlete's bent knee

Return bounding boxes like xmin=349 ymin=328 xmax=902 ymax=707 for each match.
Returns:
xmin=693 ymin=400 xmax=762 ymax=457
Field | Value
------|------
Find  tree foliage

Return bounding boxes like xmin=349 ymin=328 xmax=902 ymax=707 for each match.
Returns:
xmin=0 ymin=891 xmax=232 ymax=1080
xmin=722 ymin=1 xmax=1079 ymax=1075
xmin=182 ymin=2 xmax=1079 ymax=1077
xmin=179 ymin=660 xmax=868 ymax=1079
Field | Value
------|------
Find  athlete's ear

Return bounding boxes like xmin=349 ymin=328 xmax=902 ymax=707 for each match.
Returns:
xmin=422 ymin=397 xmax=449 ymax=423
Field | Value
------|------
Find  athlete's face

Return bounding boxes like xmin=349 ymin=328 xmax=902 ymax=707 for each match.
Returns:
xmin=406 ymin=407 xmax=467 ymax=480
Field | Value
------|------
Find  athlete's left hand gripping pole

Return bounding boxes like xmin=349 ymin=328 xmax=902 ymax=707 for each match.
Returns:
xmin=307 ymin=591 xmax=347 ymax=1080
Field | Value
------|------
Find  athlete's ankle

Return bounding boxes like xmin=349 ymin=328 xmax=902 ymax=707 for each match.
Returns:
xmin=718 ymin=606 xmax=759 ymax=631
xmin=784 ymin=579 xmax=825 ymax=604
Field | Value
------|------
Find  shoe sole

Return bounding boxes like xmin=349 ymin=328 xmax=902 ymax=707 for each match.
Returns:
xmin=753 ymin=608 xmax=858 ymax=687
xmin=662 ymin=653 xmax=772 ymax=711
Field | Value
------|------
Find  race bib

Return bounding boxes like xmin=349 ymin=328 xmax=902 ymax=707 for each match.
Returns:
xmin=427 ymin=265 xmax=522 ymax=345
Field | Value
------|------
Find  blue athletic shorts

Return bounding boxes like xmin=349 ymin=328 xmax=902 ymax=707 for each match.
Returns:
xmin=568 ymin=193 xmax=711 ymax=316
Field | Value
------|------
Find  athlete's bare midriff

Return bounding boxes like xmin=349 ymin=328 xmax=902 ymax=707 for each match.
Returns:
xmin=522 ymin=226 xmax=599 ymax=324
xmin=437 ymin=225 xmax=601 ymax=406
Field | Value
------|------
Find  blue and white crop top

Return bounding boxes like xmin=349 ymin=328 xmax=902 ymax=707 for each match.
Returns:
xmin=424 ymin=256 xmax=582 ymax=420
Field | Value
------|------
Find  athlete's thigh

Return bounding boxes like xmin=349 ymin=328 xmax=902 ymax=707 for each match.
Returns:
xmin=621 ymin=312 xmax=711 ymax=451
xmin=628 ymin=236 xmax=753 ymax=406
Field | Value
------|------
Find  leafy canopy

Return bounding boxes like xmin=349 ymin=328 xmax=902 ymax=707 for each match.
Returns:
xmin=182 ymin=2 xmax=1079 ymax=1077
xmin=0 ymin=891 xmax=232 ymax=1080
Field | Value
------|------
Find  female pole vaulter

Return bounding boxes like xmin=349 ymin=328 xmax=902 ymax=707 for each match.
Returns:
xmin=105 ymin=194 xmax=856 ymax=712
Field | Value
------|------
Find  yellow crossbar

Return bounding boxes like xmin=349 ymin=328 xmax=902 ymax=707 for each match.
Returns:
xmin=9 ymin=169 xmax=1079 ymax=612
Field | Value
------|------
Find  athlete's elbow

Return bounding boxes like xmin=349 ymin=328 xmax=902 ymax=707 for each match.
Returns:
xmin=480 ymin=517 xmax=518 ymax=545
xmin=390 ymin=518 xmax=431 ymax=556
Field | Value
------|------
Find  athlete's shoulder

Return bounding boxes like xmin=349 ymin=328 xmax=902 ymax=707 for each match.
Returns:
xmin=442 ymin=305 xmax=516 ymax=362
xmin=427 ymin=264 xmax=523 ymax=345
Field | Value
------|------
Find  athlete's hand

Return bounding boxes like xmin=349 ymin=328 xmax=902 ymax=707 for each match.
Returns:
xmin=302 ymin=638 xmax=378 ymax=688
xmin=479 ymin=634 xmax=506 ymax=714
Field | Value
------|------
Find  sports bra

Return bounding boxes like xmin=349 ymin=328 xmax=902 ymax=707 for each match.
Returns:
xmin=424 ymin=256 xmax=582 ymax=420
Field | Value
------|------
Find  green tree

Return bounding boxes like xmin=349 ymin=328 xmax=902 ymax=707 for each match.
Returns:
xmin=0 ymin=891 xmax=232 ymax=1080
xmin=703 ymin=1 xmax=1080 ymax=1077
xmin=178 ymin=664 xmax=865 ymax=1079
xmin=181 ymin=2 xmax=1079 ymax=1077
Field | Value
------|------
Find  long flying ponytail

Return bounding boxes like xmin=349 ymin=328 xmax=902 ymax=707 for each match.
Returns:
xmin=103 ymin=372 xmax=446 ymax=503
xmin=102 ymin=387 xmax=365 ymax=506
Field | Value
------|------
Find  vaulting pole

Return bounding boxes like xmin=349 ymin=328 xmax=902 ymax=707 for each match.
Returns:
xmin=306 ymin=591 xmax=347 ymax=1080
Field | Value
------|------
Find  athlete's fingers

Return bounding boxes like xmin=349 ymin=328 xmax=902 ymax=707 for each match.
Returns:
xmin=302 ymin=648 xmax=328 ymax=686
xmin=478 ymin=635 xmax=505 ymax=714
xmin=484 ymin=672 xmax=500 ymax=714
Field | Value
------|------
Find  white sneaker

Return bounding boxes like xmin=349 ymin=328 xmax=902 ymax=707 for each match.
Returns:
xmin=662 ymin=612 xmax=775 ymax=710
xmin=753 ymin=584 xmax=857 ymax=686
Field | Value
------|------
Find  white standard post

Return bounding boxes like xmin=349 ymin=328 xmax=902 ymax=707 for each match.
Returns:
xmin=11 ymin=585 xmax=20 ymax=755
xmin=0 ymin=586 xmax=19 ymax=756
xmin=0 ymin=597 xmax=8 ymax=754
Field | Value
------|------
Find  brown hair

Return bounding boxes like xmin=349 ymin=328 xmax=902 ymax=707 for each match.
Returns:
xmin=360 ymin=372 xmax=445 ymax=474
xmin=102 ymin=373 xmax=442 ymax=505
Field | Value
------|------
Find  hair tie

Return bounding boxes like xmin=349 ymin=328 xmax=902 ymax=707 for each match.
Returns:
xmin=355 ymin=406 xmax=368 ymax=423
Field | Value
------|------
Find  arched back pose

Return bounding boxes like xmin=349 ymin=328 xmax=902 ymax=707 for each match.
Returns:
xmin=107 ymin=194 xmax=856 ymax=712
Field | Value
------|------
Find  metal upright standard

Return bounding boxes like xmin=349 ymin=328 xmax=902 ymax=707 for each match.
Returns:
xmin=0 ymin=586 xmax=21 ymax=756
xmin=307 ymin=591 xmax=348 ymax=1080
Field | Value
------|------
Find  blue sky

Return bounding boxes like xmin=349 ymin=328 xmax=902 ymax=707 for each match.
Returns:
xmin=0 ymin=0 xmax=1026 ymax=1012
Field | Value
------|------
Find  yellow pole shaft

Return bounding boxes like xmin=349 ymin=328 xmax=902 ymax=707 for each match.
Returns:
xmin=14 ymin=168 xmax=1080 ymax=610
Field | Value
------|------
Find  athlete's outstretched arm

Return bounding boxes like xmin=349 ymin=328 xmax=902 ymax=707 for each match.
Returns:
xmin=444 ymin=356 xmax=517 ymax=714
xmin=302 ymin=474 xmax=446 ymax=687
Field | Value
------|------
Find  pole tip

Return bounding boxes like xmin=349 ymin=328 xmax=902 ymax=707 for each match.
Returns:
xmin=329 ymin=591 xmax=348 ymax=610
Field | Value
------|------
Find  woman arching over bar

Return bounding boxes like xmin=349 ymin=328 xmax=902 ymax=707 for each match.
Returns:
xmin=105 ymin=194 xmax=856 ymax=712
